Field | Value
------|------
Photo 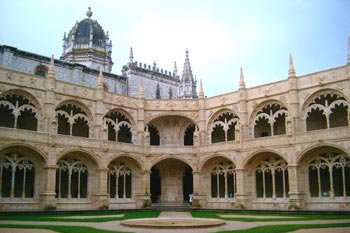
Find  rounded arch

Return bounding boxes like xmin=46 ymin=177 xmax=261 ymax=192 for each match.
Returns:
xmin=243 ymin=149 xmax=287 ymax=168
xmin=248 ymin=99 xmax=289 ymax=126
xmin=0 ymin=89 xmax=45 ymax=129
xmin=104 ymin=108 xmax=136 ymax=127
xmin=199 ymin=154 xmax=235 ymax=172
xmin=296 ymin=143 xmax=350 ymax=165
xmin=107 ymin=154 xmax=143 ymax=171
xmin=56 ymin=148 xmax=100 ymax=168
xmin=0 ymin=142 xmax=47 ymax=164
xmin=33 ymin=64 xmax=48 ymax=77
xmin=301 ymin=88 xmax=349 ymax=118
xmin=55 ymin=99 xmax=94 ymax=122
xmin=207 ymin=108 xmax=238 ymax=131
xmin=146 ymin=112 xmax=196 ymax=126
xmin=147 ymin=155 xmax=195 ymax=172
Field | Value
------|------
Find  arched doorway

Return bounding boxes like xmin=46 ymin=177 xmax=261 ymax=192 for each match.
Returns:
xmin=150 ymin=159 xmax=193 ymax=204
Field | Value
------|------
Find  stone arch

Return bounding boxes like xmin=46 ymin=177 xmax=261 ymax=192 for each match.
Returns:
xmin=107 ymin=154 xmax=143 ymax=171
xmin=244 ymin=150 xmax=289 ymax=199
xmin=297 ymin=145 xmax=350 ymax=199
xmin=200 ymin=155 xmax=237 ymax=199
xmin=207 ymin=109 xmax=240 ymax=144
xmin=55 ymin=149 xmax=99 ymax=200
xmin=107 ymin=155 xmax=143 ymax=200
xmin=103 ymin=108 xmax=136 ymax=144
xmin=0 ymin=89 xmax=44 ymax=131
xmin=199 ymin=154 xmax=235 ymax=172
xmin=0 ymin=144 xmax=46 ymax=199
xmin=146 ymin=112 xmax=197 ymax=125
xmin=301 ymin=89 xmax=349 ymax=131
xmin=249 ymin=100 xmax=289 ymax=138
xmin=147 ymin=156 xmax=195 ymax=172
xmin=55 ymin=100 xmax=94 ymax=138
xmin=147 ymin=115 xmax=196 ymax=146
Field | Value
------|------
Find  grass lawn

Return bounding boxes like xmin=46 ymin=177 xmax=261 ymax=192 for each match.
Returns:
xmin=191 ymin=211 xmax=350 ymax=222
xmin=0 ymin=211 xmax=160 ymax=222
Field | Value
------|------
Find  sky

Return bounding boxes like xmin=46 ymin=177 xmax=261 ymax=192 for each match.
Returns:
xmin=0 ymin=0 xmax=349 ymax=97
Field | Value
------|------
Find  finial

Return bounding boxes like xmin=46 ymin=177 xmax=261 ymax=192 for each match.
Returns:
xmin=199 ymin=79 xmax=204 ymax=98
xmin=48 ymin=55 xmax=55 ymax=79
xmin=86 ymin=7 xmax=93 ymax=18
xmin=288 ymin=53 xmax=296 ymax=77
xmin=153 ymin=61 xmax=157 ymax=70
xmin=239 ymin=67 xmax=245 ymax=89
xmin=129 ymin=47 xmax=134 ymax=64
xmin=173 ymin=62 xmax=178 ymax=76
xmin=97 ymin=67 xmax=104 ymax=89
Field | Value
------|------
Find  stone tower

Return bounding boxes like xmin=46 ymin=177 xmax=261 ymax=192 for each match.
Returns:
xmin=178 ymin=49 xmax=197 ymax=99
xmin=60 ymin=7 xmax=113 ymax=72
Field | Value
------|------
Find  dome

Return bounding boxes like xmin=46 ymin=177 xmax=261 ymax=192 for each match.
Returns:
xmin=60 ymin=7 xmax=113 ymax=72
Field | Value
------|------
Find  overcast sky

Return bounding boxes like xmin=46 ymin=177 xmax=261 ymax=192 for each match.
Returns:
xmin=1 ymin=0 xmax=349 ymax=97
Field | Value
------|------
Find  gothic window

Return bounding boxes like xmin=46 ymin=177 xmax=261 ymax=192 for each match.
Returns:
xmin=107 ymin=162 xmax=132 ymax=199
xmin=308 ymin=152 xmax=350 ymax=198
xmin=169 ymin=87 xmax=173 ymax=99
xmin=254 ymin=103 xmax=288 ymax=138
xmin=211 ymin=112 xmax=239 ymax=143
xmin=56 ymin=104 xmax=89 ymax=137
xmin=149 ymin=124 xmax=160 ymax=146
xmin=255 ymin=157 xmax=289 ymax=198
xmin=55 ymin=158 xmax=88 ymax=199
xmin=34 ymin=65 xmax=48 ymax=77
xmin=211 ymin=161 xmax=236 ymax=198
xmin=0 ymin=153 xmax=35 ymax=198
xmin=0 ymin=94 xmax=38 ymax=131
xmin=306 ymin=93 xmax=349 ymax=131
xmin=184 ymin=124 xmax=195 ymax=146
xmin=104 ymin=111 xmax=133 ymax=143
xmin=156 ymin=83 xmax=161 ymax=99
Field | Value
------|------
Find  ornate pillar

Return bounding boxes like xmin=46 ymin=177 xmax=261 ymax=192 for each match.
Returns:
xmin=192 ymin=171 xmax=204 ymax=207
xmin=135 ymin=170 xmax=151 ymax=208
xmin=39 ymin=148 xmax=57 ymax=210
xmin=287 ymin=164 xmax=305 ymax=210
xmin=91 ymin=167 xmax=109 ymax=209
xmin=234 ymin=168 xmax=251 ymax=209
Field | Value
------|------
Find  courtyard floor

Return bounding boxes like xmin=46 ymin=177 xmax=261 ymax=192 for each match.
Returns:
xmin=0 ymin=211 xmax=350 ymax=233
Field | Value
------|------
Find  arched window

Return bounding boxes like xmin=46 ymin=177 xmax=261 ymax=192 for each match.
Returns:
xmin=149 ymin=124 xmax=160 ymax=146
xmin=0 ymin=94 xmax=38 ymax=131
xmin=34 ymin=65 xmax=48 ymax=77
xmin=56 ymin=104 xmax=89 ymax=137
xmin=184 ymin=124 xmax=195 ymax=146
xmin=211 ymin=112 xmax=239 ymax=143
xmin=306 ymin=93 xmax=349 ymax=131
xmin=254 ymin=103 xmax=287 ymax=138
xmin=104 ymin=111 xmax=133 ymax=143
xmin=0 ymin=153 xmax=35 ymax=198
xmin=308 ymin=152 xmax=350 ymax=198
xmin=55 ymin=158 xmax=88 ymax=199
xmin=211 ymin=161 xmax=236 ymax=198
xmin=107 ymin=162 xmax=132 ymax=199
xmin=255 ymin=157 xmax=288 ymax=198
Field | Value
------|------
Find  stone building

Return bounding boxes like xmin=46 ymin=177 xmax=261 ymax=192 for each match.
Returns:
xmin=0 ymin=8 xmax=349 ymax=211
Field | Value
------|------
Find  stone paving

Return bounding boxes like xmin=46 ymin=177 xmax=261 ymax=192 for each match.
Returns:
xmin=0 ymin=211 xmax=350 ymax=233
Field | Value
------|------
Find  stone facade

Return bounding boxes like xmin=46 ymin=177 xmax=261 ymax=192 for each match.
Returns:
xmin=0 ymin=9 xmax=349 ymax=212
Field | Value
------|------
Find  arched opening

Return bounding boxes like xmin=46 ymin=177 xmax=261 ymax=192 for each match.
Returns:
xmin=150 ymin=167 xmax=161 ymax=203
xmin=210 ymin=112 xmax=239 ymax=143
xmin=104 ymin=111 xmax=133 ymax=143
xmin=184 ymin=124 xmax=195 ymax=146
xmin=149 ymin=125 xmax=160 ymax=146
xmin=107 ymin=162 xmax=132 ymax=199
xmin=56 ymin=103 xmax=89 ymax=137
xmin=0 ymin=94 xmax=38 ymax=131
xmin=254 ymin=103 xmax=287 ymax=138
xmin=150 ymin=159 xmax=192 ymax=204
xmin=34 ymin=65 xmax=48 ymax=77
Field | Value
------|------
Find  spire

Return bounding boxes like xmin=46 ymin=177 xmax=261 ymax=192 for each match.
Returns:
xmin=173 ymin=62 xmax=178 ymax=76
xmin=182 ymin=49 xmax=193 ymax=82
xmin=179 ymin=49 xmax=197 ymax=99
xmin=86 ymin=7 xmax=93 ymax=18
xmin=347 ymin=36 xmax=350 ymax=64
xmin=239 ymin=67 xmax=245 ymax=89
xmin=129 ymin=47 xmax=134 ymax=64
xmin=139 ymin=82 xmax=144 ymax=99
xmin=48 ymin=55 xmax=55 ymax=79
xmin=288 ymin=53 xmax=296 ymax=77
xmin=199 ymin=79 xmax=204 ymax=98
xmin=97 ymin=67 xmax=104 ymax=89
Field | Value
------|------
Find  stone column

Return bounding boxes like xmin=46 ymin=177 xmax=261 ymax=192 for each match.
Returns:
xmin=91 ymin=167 xmax=109 ymax=209
xmin=135 ymin=170 xmax=151 ymax=208
xmin=39 ymin=149 xmax=57 ymax=210
xmin=234 ymin=168 xmax=251 ymax=209
xmin=287 ymin=164 xmax=305 ymax=210
xmin=192 ymin=171 xmax=203 ymax=207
